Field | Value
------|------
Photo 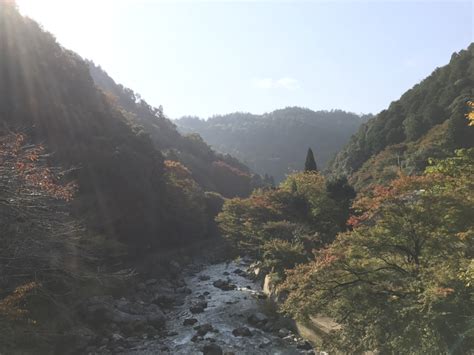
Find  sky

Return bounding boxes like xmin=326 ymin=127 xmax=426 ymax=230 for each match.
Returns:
xmin=17 ymin=0 xmax=473 ymax=119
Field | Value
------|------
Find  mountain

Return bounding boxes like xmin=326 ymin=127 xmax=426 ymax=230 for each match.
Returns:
xmin=329 ymin=44 xmax=474 ymax=190
xmin=87 ymin=62 xmax=268 ymax=198
xmin=175 ymin=108 xmax=370 ymax=182
xmin=0 ymin=2 xmax=260 ymax=254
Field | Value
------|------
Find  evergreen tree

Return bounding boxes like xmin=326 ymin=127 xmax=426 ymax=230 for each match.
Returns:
xmin=304 ymin=148 xmax=318 ymax=172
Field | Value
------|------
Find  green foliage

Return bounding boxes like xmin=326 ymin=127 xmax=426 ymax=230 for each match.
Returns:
xmin=261 ymin=240 xmax=308 ymax=274
xmin=282 ymin=149 xmax=474 ymax=353
xmin=217 ymin=172 xmax=351 ymax=276
xmin=325 ymin=175 xmax=356 ymax=229
xmin=176 ymin=107 xmax=369 ymax=182
xmin=329 ymin=44 xmax=474 ymax=188
xmin=304 ymin=148 xmax=318 ymax=172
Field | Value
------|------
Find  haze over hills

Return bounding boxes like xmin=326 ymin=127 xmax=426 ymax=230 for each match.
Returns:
xmin=87 ymin=61 xmax=270 ymax=197
xmin=176 ymin=108 xmax=370 ymax=182
xmin=1 ymin=1 xmax=473 ymax=354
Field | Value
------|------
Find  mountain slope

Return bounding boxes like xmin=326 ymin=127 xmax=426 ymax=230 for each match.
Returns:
xmin=0 ymin=3 xmax=233 ymax=250
xmin=329 ymin=44 xmax=474 ymax=189
xmin=175 ymin=108 xmax=369 ymax=182
xmin=87 ymin=62 xmax=268 ymax=197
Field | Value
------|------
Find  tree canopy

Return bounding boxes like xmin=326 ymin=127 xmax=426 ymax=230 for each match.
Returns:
xmin=329 ymin=44 xmax=474 ymax=190
xmin=282 ymin=149 xmax=474 ymax=353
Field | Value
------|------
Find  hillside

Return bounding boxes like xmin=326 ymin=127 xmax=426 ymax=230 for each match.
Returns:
xmin=87 ymin=62 xmax=268 ymax=198
xmin=175 ymin=108 xmax=369 ymax=182
xmin=329 ymin=44 xmax=474 ymax=189
xmin=0 ymin=2 xmax=262 ymax=255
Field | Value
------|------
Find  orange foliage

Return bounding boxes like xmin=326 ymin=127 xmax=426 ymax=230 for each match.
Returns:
xmin=164 ymin=160 xmax=193 ymax=180
xmin=347 ymin=172 xmax=441 ymax=227
xmin=0 ymin=282 xmax=39 ymax=320
xmin=0 ymin=133 xmax=77 ymax=201
xmin=467 ymin=101 xmax=474 ymax=126
xmin=434 ymin=287 xmax=455 ymax=298
xmin=212 ymin=160 xmax=250 ymax=178
xmin=315 ymin=247 xmax=341 ymax=268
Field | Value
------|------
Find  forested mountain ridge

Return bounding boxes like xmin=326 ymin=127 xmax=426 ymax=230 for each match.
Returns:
xmin=329 ymin=44 xmax=474 ymax=189
xmin=0 ymin=2 xmax=262 ymax=255
xmin=87 ymin=62 xmax=269 ymax=198
xmin=176 ymin=108 xmax=370 ymax=182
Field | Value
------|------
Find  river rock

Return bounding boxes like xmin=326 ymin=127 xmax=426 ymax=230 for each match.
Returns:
xmin=110 ymin=333 xmax=124 ymax=342
xmin=152 ymin=293 xmax=175 ymax=308
xmin=232 ymin=327 xmax=252 ymax=337
xmin=177 ymin=286 xmax=192 ymax=294
xmin=80 ymin=296 xmax=165 ymax=330
xmin=145 ymin=278 xmax=158 ymax=286
xmin=194 ymin=323 xmax=214 ymax=336
xmin=199 ymin=275 xmax=211 ymax=281
xmin=202 ymin=343 xmax=223 ymax=355
xmin=183 ymin=318 xmax=198 ymax=326
xmin=190 ymin=305 xmax=205 ymax=314
xmin=247 ymin=312 xmax=268 ymax=327
xmin=190 ymin=300 xmax=208 ymax=314
xmin=296 ymin=340 xmax=313 ymax=350
xmin=213 ymin=279 xmax=236 ymax=291
xmin=259 ymin=339 xmax=272 ymax=348
xmin=232 ymin=268 xmax=247 ymax=277
xmin=278 ymin=328 xmax=290 ymax=338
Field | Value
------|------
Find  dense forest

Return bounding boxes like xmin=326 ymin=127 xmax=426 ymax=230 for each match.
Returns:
xmin=218 ymin=146 xmax=473 ymax=353
xmin=216 ymin=46 xmax=474 ymax=353
xmin=1 ymin=1 xmax=472 ymax=354
xmin=329 ymin=44 xmax=474 ymax=189
xmin=176 ymin=108 xmax=369 ymax=182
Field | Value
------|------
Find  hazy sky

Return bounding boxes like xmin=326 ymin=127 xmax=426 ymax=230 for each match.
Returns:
xmin=18 ymin=0 xmax=473 ymax=119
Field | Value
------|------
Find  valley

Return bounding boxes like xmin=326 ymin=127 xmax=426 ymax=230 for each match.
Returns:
xmin=1 ymin=1 xmax=472 ymax=354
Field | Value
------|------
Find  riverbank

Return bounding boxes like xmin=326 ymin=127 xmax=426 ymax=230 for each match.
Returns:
xmin=78 ymin=250 xmax=319 ymax=354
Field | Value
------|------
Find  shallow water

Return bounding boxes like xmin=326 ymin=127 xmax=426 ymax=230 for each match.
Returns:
xmin=125 ymin=259 xmax=309 ymax=354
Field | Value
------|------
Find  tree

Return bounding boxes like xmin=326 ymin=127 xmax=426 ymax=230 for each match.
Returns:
xmin=282 ymin=149 xmax=474 ymax=353
xmin=326 ymin=176 xmax=356 ymax=229
xmin=304 ymin=148 xmax=318 ymax=172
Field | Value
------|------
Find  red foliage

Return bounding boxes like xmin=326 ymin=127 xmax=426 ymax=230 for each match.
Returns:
xmin=212 ymin=160 xmax=250 ymax=178
xmin=0 ymin=133 xmax=77 ymax=201
xmin=164 ymin=160 xmax=193 ymax=180
xmin=347 ymin=173 xmax=439 ymax=228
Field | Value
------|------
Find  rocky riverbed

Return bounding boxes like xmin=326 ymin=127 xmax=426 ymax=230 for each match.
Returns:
xmin=80 ymin=257 xmax=320 ymax=354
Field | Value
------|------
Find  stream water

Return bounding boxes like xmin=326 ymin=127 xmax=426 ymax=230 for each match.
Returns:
xmin=124 ymin=259 xmax=315 ymax=354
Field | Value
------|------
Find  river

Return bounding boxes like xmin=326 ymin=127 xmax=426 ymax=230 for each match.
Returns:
xmin=123 ymin=258 xmax=316 ymax=354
